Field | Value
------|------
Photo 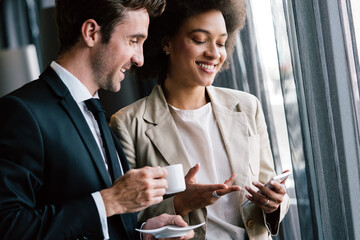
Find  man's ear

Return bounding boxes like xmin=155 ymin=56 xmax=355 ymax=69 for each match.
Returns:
xmin=81 ymin=19 xmax=101 ymax=47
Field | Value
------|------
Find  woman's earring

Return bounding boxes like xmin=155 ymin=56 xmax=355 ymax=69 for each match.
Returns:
xmin=164 ymin=50 xmax=170 ymax=55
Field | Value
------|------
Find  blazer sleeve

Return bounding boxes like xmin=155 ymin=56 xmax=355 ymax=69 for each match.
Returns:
xmin=0 ymin=96 xmax=104 ymax=240
xmin=110 ymin=115 xmax=137 ymax=169
xmin=255 ymin=98 xmax=290 ymax=235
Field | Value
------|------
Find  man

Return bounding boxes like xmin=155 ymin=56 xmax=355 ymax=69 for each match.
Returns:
xmin=0 ymin=0 xmax=194 ymax=239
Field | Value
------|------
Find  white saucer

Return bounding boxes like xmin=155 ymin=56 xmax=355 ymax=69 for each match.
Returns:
xmin=136 ymin=222 xmax=205 ymax=238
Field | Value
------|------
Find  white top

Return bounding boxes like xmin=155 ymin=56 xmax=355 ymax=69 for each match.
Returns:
xmin=169 ymin=103 xmax=245 ymax=240
xmin=50 ymin=61 xmax=121 ymax=240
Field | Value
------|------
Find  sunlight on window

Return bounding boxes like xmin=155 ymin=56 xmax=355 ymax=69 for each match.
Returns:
xmin=348 ymin=0 xmax=360 ymax=135
xmin=350 ymin=0 xmax=360 ymax=60
xmin=249 ymin=0 xmax=293 ymax=174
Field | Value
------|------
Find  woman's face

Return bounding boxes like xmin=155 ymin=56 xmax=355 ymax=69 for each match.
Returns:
xmin=165 ymin=10 xmax=228 ymax=88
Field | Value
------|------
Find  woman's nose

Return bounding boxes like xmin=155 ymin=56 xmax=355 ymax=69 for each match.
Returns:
xmin=205 ymin=43 xmax=221 ymax=59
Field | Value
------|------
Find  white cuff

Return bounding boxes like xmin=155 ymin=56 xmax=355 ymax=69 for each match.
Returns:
xmin=91 ymin=191 xmax=109 ymax=240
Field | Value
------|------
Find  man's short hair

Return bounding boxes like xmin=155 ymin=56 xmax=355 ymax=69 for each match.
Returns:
xmin=55 ymin=0 xmax=166 ymax=54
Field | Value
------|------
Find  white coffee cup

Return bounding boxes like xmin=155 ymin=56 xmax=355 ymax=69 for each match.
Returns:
xmin=164 ymin=164 xmax=186 ymax=194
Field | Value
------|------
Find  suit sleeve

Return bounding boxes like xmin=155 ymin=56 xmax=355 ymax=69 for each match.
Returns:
xmin=0 ymin=96 xmax=104 ymax=240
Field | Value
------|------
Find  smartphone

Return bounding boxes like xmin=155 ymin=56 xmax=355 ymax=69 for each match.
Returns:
xmin=241 ymin=171 xmax=291 ymax=207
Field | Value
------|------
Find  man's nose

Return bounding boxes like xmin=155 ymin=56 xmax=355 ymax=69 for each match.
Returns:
xmin=132 ymin=48 xmax=144 ymax=67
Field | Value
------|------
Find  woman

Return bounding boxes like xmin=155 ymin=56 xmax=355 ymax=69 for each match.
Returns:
xmin=110 ymin=0 xmax=289 ymax=239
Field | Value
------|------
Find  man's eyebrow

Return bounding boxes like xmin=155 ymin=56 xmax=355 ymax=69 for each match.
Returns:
xmin=189 ymin=28 xmax=228 ymax=37
xmin=129 ymin=34 xmax=147 ymax=38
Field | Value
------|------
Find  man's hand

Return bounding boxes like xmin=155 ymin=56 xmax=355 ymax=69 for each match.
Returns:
xmin=173 ymin=163 xmax=241 ymax=216
xmin=100 ymin=166 xmax=167 ymax=216
xmin=142 ymin=214 xmax=195 ymax=240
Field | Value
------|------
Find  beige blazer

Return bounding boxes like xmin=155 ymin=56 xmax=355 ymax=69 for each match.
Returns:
xmin=110 ymin=85 xmax=289 ymax=240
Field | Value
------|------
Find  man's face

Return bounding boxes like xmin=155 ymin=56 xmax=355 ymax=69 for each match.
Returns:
xmin=91 ymin=9 xmax=149 ymax=92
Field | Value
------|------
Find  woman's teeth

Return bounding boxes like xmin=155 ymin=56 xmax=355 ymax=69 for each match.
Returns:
xmin=198 ymin=63 xmax=215 ymax=70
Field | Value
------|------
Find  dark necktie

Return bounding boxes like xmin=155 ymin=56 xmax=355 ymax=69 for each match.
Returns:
xmin=85 ymin=98 xmax=122 ymax=181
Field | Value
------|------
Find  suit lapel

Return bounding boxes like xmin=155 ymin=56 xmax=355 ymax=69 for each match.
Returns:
xmin=60 ymin=96 xmax=112 ymax=187
xmin=42 ymin=67 xmax=137 ymax=238
xmin=41 ymin=67 xmax=112 ymax=187
xmin=143 ymin=85 xmax=193 ymax=172
xmin=111 ymin=130 xmax=138 ymax=238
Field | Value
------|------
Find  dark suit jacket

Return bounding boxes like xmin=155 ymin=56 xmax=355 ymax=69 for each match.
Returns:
xmin=0 ymin=67 xmax=138 ymax=240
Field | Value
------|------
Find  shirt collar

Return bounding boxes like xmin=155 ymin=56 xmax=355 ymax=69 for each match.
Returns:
xmin=50 ymin=61 xmax=99 ymax=103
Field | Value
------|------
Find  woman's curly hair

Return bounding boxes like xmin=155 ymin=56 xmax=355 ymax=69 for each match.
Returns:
xmin=133 ymin=0 xmax=246 ymax=83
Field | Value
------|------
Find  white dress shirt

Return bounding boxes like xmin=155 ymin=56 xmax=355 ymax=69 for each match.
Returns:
xmin=50 ymin=61 xmax=121 ymax=240
xmin=169 ymin=103 xmax=246 ymax=240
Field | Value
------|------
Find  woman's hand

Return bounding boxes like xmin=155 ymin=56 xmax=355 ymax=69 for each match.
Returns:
xmin=173 ymin=163 xmax=241 ymax=216
xmin=244 ymin=171 xmax=289 ymax=213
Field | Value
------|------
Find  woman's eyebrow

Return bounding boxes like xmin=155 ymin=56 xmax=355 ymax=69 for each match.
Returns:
xmin=189 ymin=28 xmax=228 ymax=37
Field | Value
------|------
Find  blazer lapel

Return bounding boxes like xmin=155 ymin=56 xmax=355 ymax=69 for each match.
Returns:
xmin=41 ymin=67 xmax=112 ymax=187
xmin=206 ymin=86 xmax=250 ymax=189
xmin=143 ymin=85 xmax=193 ymax=172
